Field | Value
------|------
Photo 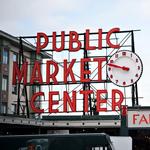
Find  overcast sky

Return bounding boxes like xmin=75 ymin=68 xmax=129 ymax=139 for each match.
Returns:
xmin=1 ymin=0 xmax=150 ymax=106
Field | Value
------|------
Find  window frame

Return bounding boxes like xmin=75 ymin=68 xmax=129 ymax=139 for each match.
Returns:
xmin=2 ymin=75 xmax=8 ymax=91
xmin=2 ymin=48 xmax=8 ymax=64
xmin=12 ymin=52 xmax=18 ymax=94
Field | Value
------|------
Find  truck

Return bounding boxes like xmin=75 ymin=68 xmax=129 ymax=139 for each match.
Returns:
xmin=0 ymin=133 xmax=132 ymax=150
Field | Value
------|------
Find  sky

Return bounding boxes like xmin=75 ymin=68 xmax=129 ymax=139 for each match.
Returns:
xmin=1 ymin=0 xmax=150 ymax=106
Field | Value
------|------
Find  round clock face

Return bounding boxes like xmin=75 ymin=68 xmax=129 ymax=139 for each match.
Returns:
xmin=107 ymin=50 xmax=143 ymax=87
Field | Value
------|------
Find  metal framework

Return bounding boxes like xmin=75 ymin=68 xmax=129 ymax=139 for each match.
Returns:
xmin=16 ymin=30 xmax=141 ymax=118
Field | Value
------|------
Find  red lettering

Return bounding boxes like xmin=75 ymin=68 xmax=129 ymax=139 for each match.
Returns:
xmin=64 ymin=59 xmax=76 ymax=83
xmin=49 ymin=91 xmax=59 ymax=113
xmin=63 ymin=91 xmax=76 ymax=112
xmin=30 ymin=92 xmax=44 ymax=113
xmin=36 ymin=32 xmax=49 ymax=54
xmin=52 ymin=31 xmax=65 ymax=52
xmin=12 ymin=62 xmax=28 ymax=85
xmin=112 ymin=89 xmax=124 ymax=111
xmin=46 ymin=60 xmax=58 ymax=84
xmin=98 ymin=29 xmax=102 ymax=49
xmin=69 ymin=31 xmax=82 ymax=51
xmin=139 ymin=114 xmax=148 ymax=124
xmin=80 ymin=58 xmax=91 ymax=82
xmin=96 ymin=90 xmax=107 ymax=112
xmin=85 ymin=29 xmax=96 ymax=50
xmin=30 ymin=61 xmax=43 ymax=84
xmin=133 ymin=114 xmax=139 ymax=124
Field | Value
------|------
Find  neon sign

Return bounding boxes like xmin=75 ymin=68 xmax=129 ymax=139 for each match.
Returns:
xmin=12 ymin=28 xmax=143 ymax=114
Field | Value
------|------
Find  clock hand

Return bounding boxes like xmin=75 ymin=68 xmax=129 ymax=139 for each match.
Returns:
xmin=107 ymin=63 xmax=129 ymax=71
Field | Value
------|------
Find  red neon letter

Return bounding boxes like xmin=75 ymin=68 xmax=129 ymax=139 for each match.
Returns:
xmin=80 ymin=90 xmax=93 ymax=112
xmin=133 ymin=114 xmax=139 ymax=124
xmin=80 ymin=58 xmax=91 ymax=82
xmin=96 ymin=90 xmax=107 ymax=112
xmin=30 ymin=92 xmax=44 ymax=113
xmin=93 ymin=57 xmax=106 ymax=81
xmin=49 ymin=91 xmax=59 ymax=113
xmin=98 ymin=29 xmax=102 ymax=49
xmin=69 ymin=31 xmax=81 ymax=51
xmin=106 ymin=28 xmax=120 ymax=49
xmin=112 ymin=89 xmax=124 ymax=111
xmin=85 ymin=29 xmax=96 ymax=50
xmin=36 ymin=32 xmax=49 ymax=54
xmin=30 ymin=61 xmax=43 ymax=84
xmin=63 ymin=91 xmax=76 ymax=112
xmin=12 ymin=62 xmax=28 ymax=85
xmin=52 ymin=31 xmax=65 ymax=52
xmin=46 ymin=60 xmax=59 ymax=84
xmin=64 ymin=59 xmax=76 ymax=84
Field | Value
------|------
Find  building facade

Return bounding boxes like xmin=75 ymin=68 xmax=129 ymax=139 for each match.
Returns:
xmin=0 ymin=30 xmax=45 ymax=116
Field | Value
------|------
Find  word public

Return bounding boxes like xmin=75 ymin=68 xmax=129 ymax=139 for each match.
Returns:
xmin=36 ymin=28 xmax=120 ymax=53
xmin=12 ymin=27 xmax=124 ymax=113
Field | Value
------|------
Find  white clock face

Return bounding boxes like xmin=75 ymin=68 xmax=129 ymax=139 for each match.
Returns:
xmin=107 ymin=50 xmax=143 ymax=87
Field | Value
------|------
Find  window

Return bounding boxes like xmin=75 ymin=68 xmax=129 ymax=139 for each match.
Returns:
xmin=12 ymin=53 xmax=18 ymax=94
xmin=13 ymin=52 xmax=18 ymax=63
xmin=2 ymin=75 xmax=8 ymax=91
xmin=3 ymin=49 xmax=8 ymax=64
xmin=1 ymin=103 xmax=7 ymax=114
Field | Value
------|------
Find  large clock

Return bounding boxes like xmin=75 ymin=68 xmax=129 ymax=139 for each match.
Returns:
xmin=107 ymin=50 xmax=143 ymax=87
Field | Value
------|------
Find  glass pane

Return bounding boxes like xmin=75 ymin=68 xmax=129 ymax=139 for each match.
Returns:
xmin=1 ymin=103 xmax=7 ymax=114
xmin=3 ymin=49 xmax=8 ymax=64
xmin=2 ymin=76 xmax=8 ymax=91
xmin=13 ymin=53 xmax=17 ymax=62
